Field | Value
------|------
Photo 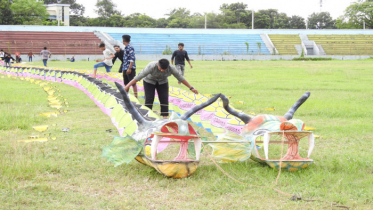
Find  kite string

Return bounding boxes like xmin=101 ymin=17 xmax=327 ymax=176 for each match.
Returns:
xmin=275 ymin=130 xmax=285 ymax=185
xmin=200 ymin=142 xmax=293 ymax=198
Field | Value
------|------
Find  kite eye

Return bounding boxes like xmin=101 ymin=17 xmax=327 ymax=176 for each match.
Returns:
xmin=253 ymin=129 xmax=270 ymax=136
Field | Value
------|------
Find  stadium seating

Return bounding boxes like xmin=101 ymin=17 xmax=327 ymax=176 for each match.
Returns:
xmin=0 ymin=31 xmax=102 ymax=55
xmin=108 ymin=33 xmax=270 ymax=55
xmin=268 ymin=35 xmax=301 ymax=55
xmin=307 ymin=35 xmax=373 ymax=55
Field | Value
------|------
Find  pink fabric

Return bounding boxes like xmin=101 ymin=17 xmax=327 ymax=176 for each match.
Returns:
xmin=179 ymin=101 xmax=195 ymax=111
xmin=200 ymin=110 xmax=215 ymax=121
xmin=210 ymin=116 xmax=230 ymax=128
xmin=224 ymin=124 xmax=244 ymax=134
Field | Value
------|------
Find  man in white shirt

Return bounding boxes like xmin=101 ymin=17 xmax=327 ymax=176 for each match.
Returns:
xmin=0 ymin=49 xmax=5 ymax=60
xmin=93 ymin=43 xmax=114 ymax=78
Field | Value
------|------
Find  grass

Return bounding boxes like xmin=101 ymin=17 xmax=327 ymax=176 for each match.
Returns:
xmin=1 ymin=59 xmax=373 ymax=209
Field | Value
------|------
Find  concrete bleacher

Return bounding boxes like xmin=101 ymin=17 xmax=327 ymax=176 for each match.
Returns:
xmin=268 ymin=35 xmax=301 ymax=55
xmin=108 ymin=33 xmax=270 ymax=55
xmin=0 ymin=31 xmax=102 ymax=55
xmin=307 ymin=35 xmax=373 ymax=55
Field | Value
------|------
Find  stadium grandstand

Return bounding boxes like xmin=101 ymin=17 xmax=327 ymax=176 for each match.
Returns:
xmin=108 ymin=33 xmax=270 ymax=55
xmin=268 ymin=35 xmax=302 ymax=55
xmin=307 ymin=35 xmax=373 ymax=55
xmin=0 ymin=31 xmax=102 ymax=55
xmin=1 ymin=26 xmax=373 ymax=60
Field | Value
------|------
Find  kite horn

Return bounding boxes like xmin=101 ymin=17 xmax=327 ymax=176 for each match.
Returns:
xmin=180 ymin=94 xmax=221 ymax=120
xmin=114 ymin=82 xmax=149 ymax=125
xmin=219 ymin=94 xmax=252 ymax=124
xmin=283 ymin=92 xmax=311 ymax=120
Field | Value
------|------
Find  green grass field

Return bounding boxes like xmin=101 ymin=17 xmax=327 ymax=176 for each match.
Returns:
xmin=1 ymin=60 xmax=373 ymax=209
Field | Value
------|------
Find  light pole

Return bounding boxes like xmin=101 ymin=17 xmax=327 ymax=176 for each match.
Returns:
xmin=205 ymin=15 xmax=207 ymax=29
xmin=252 ymin=10 xmax=254 ymax=29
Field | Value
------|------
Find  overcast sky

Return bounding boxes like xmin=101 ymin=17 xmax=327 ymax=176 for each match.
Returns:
xmin=77 ymin=0 xmax=357 ymax=20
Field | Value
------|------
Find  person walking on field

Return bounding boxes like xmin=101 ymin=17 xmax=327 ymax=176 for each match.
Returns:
xmin=112 ymin=45 xmax=124 ymax=73
xmin=93 ymin=42 xmax=114 ymax=78
xmin=171 ymin=43 xmax=193 ymax=84
xmin=123 ymin=59 xmax=198 ymax=119
xmin=0 ymin=49 xmax=5 ymax=60
xmin=121 ymin=35 xmax=138 ymax=98
xmin=28 ymin=51 xmax=34 ymax=62
xmin=40 ymin=47 xmax=52 ymax=67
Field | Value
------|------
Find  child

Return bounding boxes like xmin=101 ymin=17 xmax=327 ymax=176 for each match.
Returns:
xmin=93 ymin=43 xmax=114 ymax=78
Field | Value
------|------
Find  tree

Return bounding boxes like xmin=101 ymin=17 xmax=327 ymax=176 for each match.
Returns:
xmin=254 ymin=9 xmax=290 ymax=29
xmin=10 ymin=0 xmax=49 ymax=24
xmin=124 ymin=13 xmax=156 ymax=28
xmin=95 ymin=0 xmax=122 ymax=18
xmin=254 ymin=11 xmax=271 ymax=28
xmin=70 ymin=15 xmax=90 ymax=26
xmin=165 ymin=8 xmax=192 ymax=28
xmin=156 ymin=18 xmax=169 ymax=28
xmin=0 ymin=0 xmax=15 ymax=25
xmin=220 ymin=2 xmax=249 ymax=24
xmin=44 ymin=0 xmax=85 ymax=16
xmin=289 ymin=15 xmax=306 ymax=29
xmin=188 ymin=14 xmax=204 ymax=28
xmin=105 ymin=14 xmax=126 ymax=27
xmin=340 ymin=0 xmax=373 ymax=29
xmin=205 ymin=12 xmax=224 ymax=28
xmin=307 ymin=12 xmax=336 ymax=29
xmin=167 ymin=18 xmax=190 ymax=28
xmin=166 ymin=8 xmax=191 ymax=20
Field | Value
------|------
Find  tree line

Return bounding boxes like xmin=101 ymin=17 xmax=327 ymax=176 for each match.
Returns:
xmin=0 ymin=0 xmax=372 ymax=29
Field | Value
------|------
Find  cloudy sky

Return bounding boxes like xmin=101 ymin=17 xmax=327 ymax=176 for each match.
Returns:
xmin=77 ymin=0 xmax=357 ymax=19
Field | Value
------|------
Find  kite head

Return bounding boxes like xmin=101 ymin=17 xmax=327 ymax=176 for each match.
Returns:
xmin=218 ymin=92 xmax=315 ymax=171
xmin=106 ymin=83 xmax=222 ymax=178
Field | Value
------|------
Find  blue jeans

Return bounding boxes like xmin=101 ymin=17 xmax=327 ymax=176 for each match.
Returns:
xmin=93 ymin=62 xmax=112 ymax=73
xmin=5 ymin=61 xmax=11 ymax=67
xmin=29 ymin=57 xmax=32 ymax=62
xmin=43 ymin=59 xmax=47 ymax=67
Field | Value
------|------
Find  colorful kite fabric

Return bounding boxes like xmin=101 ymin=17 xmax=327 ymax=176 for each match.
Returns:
xmin=0 ymin=64 xmax=315 ymax=177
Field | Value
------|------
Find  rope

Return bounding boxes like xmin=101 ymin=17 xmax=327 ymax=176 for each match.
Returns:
xmin=201 ymin=140 xmax=350 ymax=209
xmin=201 ymin=142 xmax=294 ymax=198
xmin=275 ymin=130 xmax=285 ymax=185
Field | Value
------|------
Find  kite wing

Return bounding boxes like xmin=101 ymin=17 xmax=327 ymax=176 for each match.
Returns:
xmin=101 ymin=135 xmax=142 ymax=167
xmin=209 ymin=131 xmax=252 ymax=162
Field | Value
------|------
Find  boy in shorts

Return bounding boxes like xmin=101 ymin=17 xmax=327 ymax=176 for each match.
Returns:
xmin=93 ymin=42 xmax=114 ymax=78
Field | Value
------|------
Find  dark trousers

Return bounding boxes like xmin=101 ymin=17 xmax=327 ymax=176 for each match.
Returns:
xmin=29 ymin=57 xmax=32 ymax=62
xmin=43 ymin=59 xmax=47 ymax=67
xmin=143 ymin=80 xmax=169 ymax=116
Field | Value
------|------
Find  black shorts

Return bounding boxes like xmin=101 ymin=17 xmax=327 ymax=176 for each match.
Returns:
xmin=123 ymin=69 xmax=136 ymax=85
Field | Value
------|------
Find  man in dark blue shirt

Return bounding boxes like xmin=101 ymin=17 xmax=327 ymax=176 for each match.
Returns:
xmin=122 ymin=35 xmax=138 ymax=98
xmin=171 ymin=43 xmax=193 ymax=84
